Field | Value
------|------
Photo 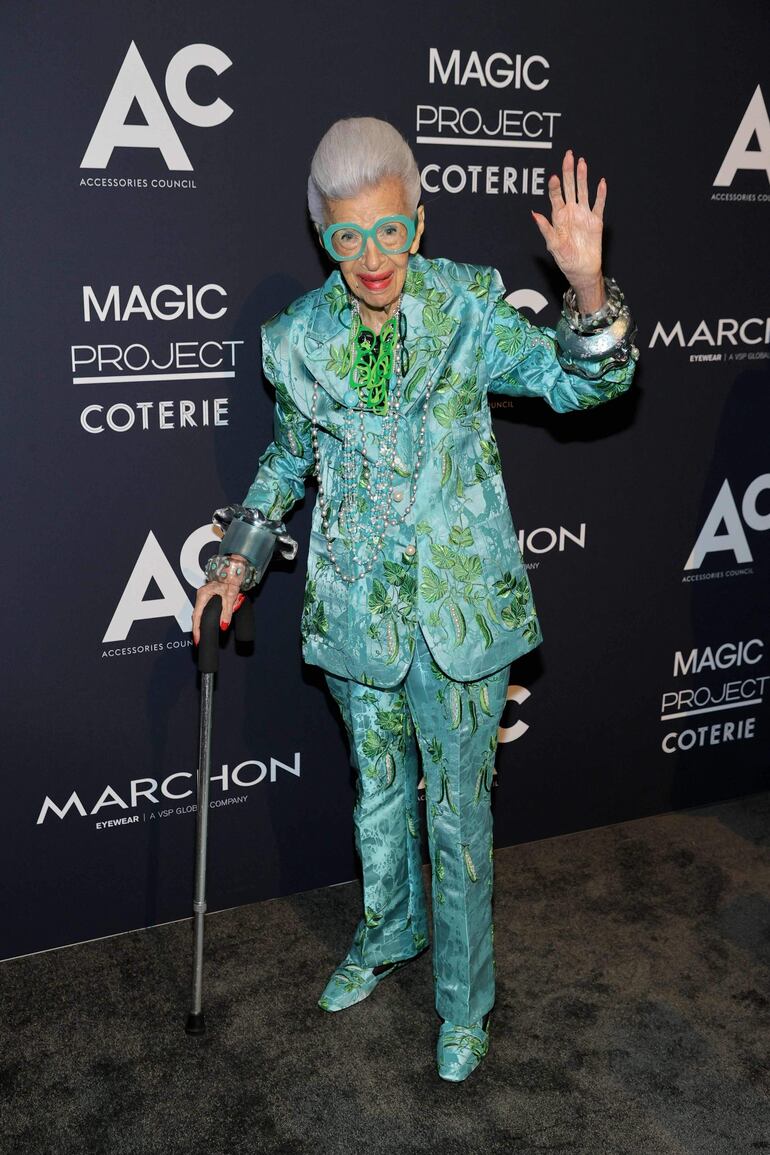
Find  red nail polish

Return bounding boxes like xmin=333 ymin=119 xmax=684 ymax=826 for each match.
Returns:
xmin=220 ymin=620 xmax=228 ymax=631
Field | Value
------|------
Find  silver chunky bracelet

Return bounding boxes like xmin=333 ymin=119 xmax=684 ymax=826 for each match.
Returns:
xmin=555 ymin=276 xmax=639 ymax=381
xmin=212 ymin=504 xmax=298 ymax=563
xmin=561 ymin=276 xmax=625 ymax=334
xmin=210 ymin=503 xmax=299 ymax=590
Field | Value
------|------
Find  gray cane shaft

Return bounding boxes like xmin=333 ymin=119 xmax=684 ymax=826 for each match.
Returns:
xmin=190 ymin=672 xmax=214 ymax=1015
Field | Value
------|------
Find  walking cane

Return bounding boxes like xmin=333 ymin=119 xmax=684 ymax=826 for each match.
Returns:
xmin=185 ymin=592 xmax=255 ymax=1036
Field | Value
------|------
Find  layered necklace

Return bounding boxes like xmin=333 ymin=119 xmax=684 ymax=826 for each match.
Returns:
xmin=311 ymin=293 xmax=434 ymax=584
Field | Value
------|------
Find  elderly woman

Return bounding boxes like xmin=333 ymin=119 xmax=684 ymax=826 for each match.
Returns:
xmin=193 ymin=117 xmax=637 ymax=1082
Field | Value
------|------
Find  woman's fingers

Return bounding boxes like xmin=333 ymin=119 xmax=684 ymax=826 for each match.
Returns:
xmin=549 ymin=151 xmax=605 ymax=221
xmin=562 ymin=148 xmax=576 ymax=203
xmin=193 ymin=586 xmax=217 ymax=646
xmin=216 ymin=586 xmax=245 ymax=633
xmin=576 ymin=155 xmax=590 ymax=207
xmin=217 ymin=588 xmax=234 ymax=631
xmin=530 ymin=209 xmax=555 ymax=250
xmin=192 ymin=580 xmax=241 ymax=644
xmin=592 ymin=176 xmax=607 ymax=220
xmin=219 ymin=591 xmax=237 ymax=631
xmin=547 ymin=171 xmax=565 ymax=215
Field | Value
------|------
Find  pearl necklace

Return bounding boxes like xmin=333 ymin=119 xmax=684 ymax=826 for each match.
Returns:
xmin=311 ymin=295 xmax=433 ymax=584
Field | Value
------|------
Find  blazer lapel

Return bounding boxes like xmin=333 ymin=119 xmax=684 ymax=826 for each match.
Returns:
xmin=399 ymin=255 xmax=460 ymax=415
xmin=302 ymin=271 xmax=352 ymax=409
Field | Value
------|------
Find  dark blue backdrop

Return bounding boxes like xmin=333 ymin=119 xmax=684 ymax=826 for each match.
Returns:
xmin=1 ymin=0 xmax=768 ymax=959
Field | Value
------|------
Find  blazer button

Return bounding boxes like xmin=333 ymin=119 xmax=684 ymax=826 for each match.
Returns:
xmin=404 ymin=544 xmax=416 ymax=557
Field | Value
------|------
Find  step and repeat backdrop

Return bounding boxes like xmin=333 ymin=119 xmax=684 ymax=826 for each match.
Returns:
xmin=2 ymin=1 xmax=768 ymax=959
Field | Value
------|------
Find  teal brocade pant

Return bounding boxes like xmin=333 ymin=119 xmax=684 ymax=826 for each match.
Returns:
xmin=324 ymin=626 xmax=511 ymax=1024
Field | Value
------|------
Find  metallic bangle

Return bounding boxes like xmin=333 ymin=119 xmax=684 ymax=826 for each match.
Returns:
xmin=213 ymin=504 xmax=298 ymax=560
xmin=555 ymin=307 xmax=639 ymax=381
xmin=204 ymin=554 xmax=259 ymax=591
xmin=218 ymin=519 xmax=276 ymax=578
xmin=555 ymin=275 xmax=639 ymax=380
xmin=562 ymin=276 xmax=625 ymax=334
xmin=211 ymin=504 xmax=299 ymax=588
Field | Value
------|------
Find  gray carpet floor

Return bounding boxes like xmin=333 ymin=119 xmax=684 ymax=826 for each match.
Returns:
xmin=2 ymin=791 xmax=769 ymax=1155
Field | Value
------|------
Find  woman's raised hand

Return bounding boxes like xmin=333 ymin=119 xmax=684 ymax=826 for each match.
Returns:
xmin=191 ymin=557 xmax=246 ymax=645
xmin=530 ymin=149 xmax=606 ymax=310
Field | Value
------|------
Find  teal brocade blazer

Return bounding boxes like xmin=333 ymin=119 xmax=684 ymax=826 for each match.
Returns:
xmin=242 ymin=254 xmax=636 ymax=687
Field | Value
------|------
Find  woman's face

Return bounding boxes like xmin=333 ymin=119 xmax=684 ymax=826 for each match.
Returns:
xmin=322 ymin=175 xmax=425 ymax=326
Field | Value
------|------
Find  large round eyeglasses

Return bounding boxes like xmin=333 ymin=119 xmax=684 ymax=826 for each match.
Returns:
xmin=321 ymin=214 xmax=417 ymax=262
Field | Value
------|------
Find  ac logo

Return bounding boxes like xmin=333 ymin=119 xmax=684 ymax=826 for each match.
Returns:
xmin=104 ymin=525 xmax=217 ymax=642
xmin=505 ymin=289 xmax=548 ymax=314
xmin=713 ymin=85 xmax=770 ymax=187
xmin=685 ymin=474 xmax=770 ymax=569
xmin=81 ymin=42 xmax=233 ymax=171
xmin=498 ymin=684 xmax=531 ymax=743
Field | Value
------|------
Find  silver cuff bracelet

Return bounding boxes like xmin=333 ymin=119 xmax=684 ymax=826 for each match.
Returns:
xmin=555 ymin=277 xmax=639 ymax=381
xmin=212 ymin=504 xmax=298 ymax=585
xmin=562 ymin=276 xmax=624 ymax=333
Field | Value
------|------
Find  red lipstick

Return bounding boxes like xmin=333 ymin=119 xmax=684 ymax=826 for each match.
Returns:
xmin=359 ymin=271 xmax=394 ymax=293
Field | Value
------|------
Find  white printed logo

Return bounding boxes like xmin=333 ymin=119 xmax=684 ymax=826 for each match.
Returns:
xmin=505 ymin=289 xmax=548 ymax=313
xmin=428 ymin=49 xmax=549 ymax=90
xmin=82 ymin=283 xmax=227 ymax=323
xmin=498 ymin=684 xmax=531 ymax=743
xmin=685 ymin=475 xmax=770 ymax=569
xmin=714 ymin=85 xmax=770 ymax=187
xmin=36 ymin=756 xmax=302 ymax=825
xmin=81 ymin=42 xmax=233 ymax=171
xmin=659 ymin=637 xmax=765 ymax=754
xmin=73 ymin=282 xmax=238 ymax=434
xmin=649 ymin=318 xmax=770 ymax=349
xmin=417 ymin=46 xmax=556 ymax=197
xmin=648 ymin=315 xmax=770 ymax=365
xmin=104 ymin=525 xmax=216 ymax=642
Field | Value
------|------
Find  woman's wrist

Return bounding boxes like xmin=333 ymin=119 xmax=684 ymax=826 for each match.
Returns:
xmin=570 ymin=275 xmax=606 ymax=316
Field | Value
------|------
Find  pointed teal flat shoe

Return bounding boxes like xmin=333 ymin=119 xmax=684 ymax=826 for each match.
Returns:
xmin=318 ymin=954 xmax=416 ymax=1012
xmin=436 ymin=1014 xmax=490 ymax=1082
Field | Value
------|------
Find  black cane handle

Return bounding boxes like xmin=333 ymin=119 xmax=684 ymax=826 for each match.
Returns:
xmin=198 ymin=596 xmax=222 ymax=674
xmin=197 ymin=593 xmax=255 ymax=672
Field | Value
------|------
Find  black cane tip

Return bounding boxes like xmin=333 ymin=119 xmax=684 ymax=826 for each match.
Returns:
xmin=185 ymin=1011 xmax=206 ymax=1036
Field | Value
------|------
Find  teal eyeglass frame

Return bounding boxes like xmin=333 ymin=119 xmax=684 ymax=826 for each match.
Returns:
xmin=321 ymin=214 xmax=417 ymax=262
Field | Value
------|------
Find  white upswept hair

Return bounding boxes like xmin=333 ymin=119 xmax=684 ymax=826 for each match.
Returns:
xmin=307 ymin=117 xmax=421 ymax=227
